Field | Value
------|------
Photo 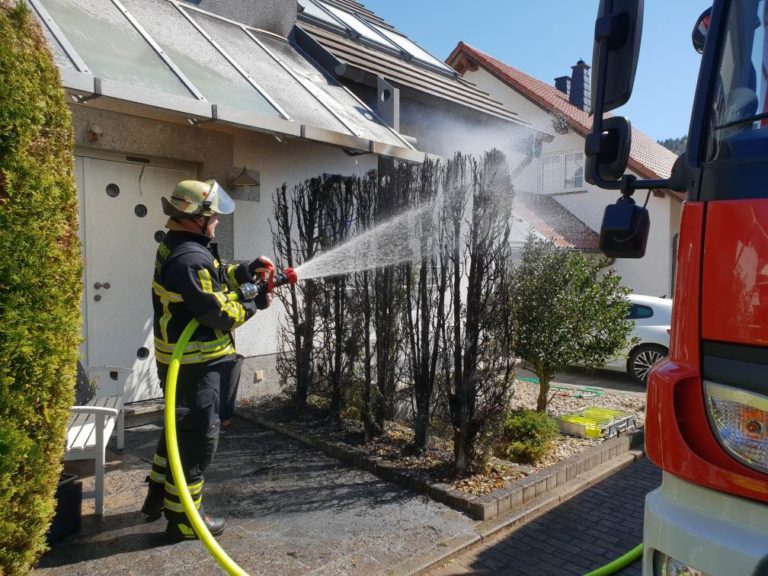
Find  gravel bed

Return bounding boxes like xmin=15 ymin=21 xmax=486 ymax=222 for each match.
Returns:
xmin=511 ymin=378 xmax=646 ymax=469
xmin=246 ymin=378 xmax=647 ymax=495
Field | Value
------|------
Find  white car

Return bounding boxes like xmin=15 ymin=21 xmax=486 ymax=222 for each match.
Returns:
xmin=603 ymin=294 xmax=672 ymax=384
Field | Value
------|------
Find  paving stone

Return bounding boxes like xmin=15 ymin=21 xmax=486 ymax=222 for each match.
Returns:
xmin=426 ymin=458 xmax=661 ymax=576
xmin=35 ymin=418 xmax=475 ymax=576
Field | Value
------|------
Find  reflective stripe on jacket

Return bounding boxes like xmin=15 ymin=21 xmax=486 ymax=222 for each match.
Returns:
xmin=152 ymin=229 xmax=257 ymax=365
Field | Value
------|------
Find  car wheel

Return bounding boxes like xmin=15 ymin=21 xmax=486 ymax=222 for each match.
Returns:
xmin=628 ymin=344 xmax=668 ymax=385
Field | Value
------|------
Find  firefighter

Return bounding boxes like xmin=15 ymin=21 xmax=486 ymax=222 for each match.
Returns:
xmin=141 ymin=179 xmax=273 ymax=542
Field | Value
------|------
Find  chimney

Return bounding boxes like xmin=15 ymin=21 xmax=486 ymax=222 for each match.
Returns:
xmin=182 ymin=0 xmax=297 ymax=37
xmin=569 ymin=59 xmax=591 ymax=113
xmin=554 ymin=75 xmax=571 ymax=97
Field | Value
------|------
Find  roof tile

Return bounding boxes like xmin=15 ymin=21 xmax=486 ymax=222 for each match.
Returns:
xmin=515 ymin=193 xmax=601 ymax=251
xmin=447 ymin=42 xmax=679 ymax=181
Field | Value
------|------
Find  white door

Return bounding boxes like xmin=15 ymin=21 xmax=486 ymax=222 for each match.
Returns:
xmin=78 ymin=154 xmax=194 ymax=402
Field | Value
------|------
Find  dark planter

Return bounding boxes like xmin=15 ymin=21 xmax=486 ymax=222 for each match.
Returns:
xmin=47 ymin=473 xmax=82 ymax=544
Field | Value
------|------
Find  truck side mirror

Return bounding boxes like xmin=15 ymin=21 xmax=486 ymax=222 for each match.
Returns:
xmin=585 ymin=116 xmax=632 ymax=184
xmin=599 ymin=196 xmax=649 ymax=258
xmin=591 ymin=0 xmax=644 ymax=113
xmin=692 ymin=7 xmax=712 ymax=54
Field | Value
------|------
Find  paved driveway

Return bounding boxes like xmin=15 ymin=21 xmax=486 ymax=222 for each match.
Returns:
xmin=425 ymin=458 xmax=661 ymax=575
xmin=37 ymin=418 xmax=477 ymax=576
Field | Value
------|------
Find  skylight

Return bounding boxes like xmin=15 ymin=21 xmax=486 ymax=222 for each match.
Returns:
xmin=300 ymin=0 xmax=455 ymax=77
xmin=297 ymin=0 xmax=344 ymax=29
xmin=318 ymin=1 xmax=397 ymax=48
xmin=370 ymin=24 xmax=455 ymax=74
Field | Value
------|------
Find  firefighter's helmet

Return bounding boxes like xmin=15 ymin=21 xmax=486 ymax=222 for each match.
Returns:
xmin=161 ymin=179 xmax=235 ymax=218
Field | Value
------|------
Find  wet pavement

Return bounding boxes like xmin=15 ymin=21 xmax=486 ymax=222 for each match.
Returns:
xmin=424 ymin=458 xmax=661 ymax=576
xmin=36 ymin=366 xmax=652 ymax=576
xmin=37 ymin=417 xmax=476 ymax=576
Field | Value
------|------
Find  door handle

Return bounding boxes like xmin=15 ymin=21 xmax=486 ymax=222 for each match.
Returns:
xmin=94 ymin=282 xmax=111 ymax=290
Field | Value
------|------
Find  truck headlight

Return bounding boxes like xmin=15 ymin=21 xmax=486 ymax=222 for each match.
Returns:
xmin=653 ymin=551 xmax=709 ymax=575
xmin=705 ymin=381 xmax=768 ymax=473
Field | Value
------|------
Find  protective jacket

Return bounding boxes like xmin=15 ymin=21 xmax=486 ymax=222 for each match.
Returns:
xmin=152 ymin=228 xmax=257 ymax=365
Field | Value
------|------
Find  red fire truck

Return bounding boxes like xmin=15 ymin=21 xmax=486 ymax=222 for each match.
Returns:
xmin=587 ymin=1 xmax=768 ymax=575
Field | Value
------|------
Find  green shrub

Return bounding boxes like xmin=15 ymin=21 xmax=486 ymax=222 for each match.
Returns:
xmin=499 ymin=409 xmax=560 ymax=464
xmin=0 ymin=3 xmax=81 ymax=573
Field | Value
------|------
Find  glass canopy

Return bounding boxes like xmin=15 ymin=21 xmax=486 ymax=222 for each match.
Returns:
xmin=37 ymin=0 xmax=194 ymax=97
xmin=120 ymin=0 xmax=281 ymax=118
xmin=30 ymin=0 xmax=417 ymax=157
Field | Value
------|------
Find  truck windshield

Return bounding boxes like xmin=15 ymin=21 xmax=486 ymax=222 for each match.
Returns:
xmin=706 ymin=0 xmax=768 ymax=162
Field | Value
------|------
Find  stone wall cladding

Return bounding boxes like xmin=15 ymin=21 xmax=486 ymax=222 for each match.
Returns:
xmin=243 ymin=411 xmax=644 ymax=521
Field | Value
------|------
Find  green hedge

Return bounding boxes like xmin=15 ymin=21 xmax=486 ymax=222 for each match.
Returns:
xmin=0 ymin=3 xmax=81 ymax=573
xmin=498 ymin=409 xmax=560 ymax=465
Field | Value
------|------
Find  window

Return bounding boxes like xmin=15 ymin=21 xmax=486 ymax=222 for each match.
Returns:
xmin=627 ymin=304 xmax=654 ymax=320
xmin=706 ymin=0 xmax=768 ymax=163
xmin=540 ymin=152 xmax=584 ymax=193
xmin=317 ymin=0 xmax=399 ymax=48
xmin=298 ymin=0 xmax=343 ymax=27
xmin=369 ymin=24 xmax=455 ymax=74
xmin=565 ymin=152 xmax=584 ymax=189
xmin=541 ymin=156 xmax=561 ymax=193
xmin=298 ymin=0 xmax=455 ymax=77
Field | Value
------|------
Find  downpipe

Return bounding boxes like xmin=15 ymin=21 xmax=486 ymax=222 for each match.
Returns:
xmin=163 ymin=267 xmax=297 ymax=575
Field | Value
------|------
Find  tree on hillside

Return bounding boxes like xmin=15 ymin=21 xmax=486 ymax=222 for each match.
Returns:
xmin=0 ymin=3 xmax=82 ymax=573
xmin=509 ymin=237 xmax=633 ymax=412
xmin=658 ymin=136 xmax=687 ymax=155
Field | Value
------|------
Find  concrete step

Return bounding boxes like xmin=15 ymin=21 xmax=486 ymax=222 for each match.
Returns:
xmin=124 ymin=400 xmax=164 ymax=429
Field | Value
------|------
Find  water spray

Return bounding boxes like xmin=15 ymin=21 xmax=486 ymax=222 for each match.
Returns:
xmin=164 ymin=263 xmax=297 ymax=575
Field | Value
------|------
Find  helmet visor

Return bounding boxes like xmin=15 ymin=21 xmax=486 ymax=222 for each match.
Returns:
xmin=206 ymin=180 xmax=235 ymax=215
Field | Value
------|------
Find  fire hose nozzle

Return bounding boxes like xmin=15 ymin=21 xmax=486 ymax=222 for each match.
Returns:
xmin=267 ymin=267 xmax=298 ymax=291
xmin=283 ymin=267 xmax=298 ymax=285
xmin=237 ymin=268 xmax=297 ymax=302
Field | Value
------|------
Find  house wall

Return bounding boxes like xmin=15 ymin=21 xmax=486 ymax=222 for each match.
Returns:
xmin=463 ymin=67 xmax=680 ymax=297
xmin=71 ymin=106 xmax=376 ymax=401
xmin=398 ymin=97 xmax=539 ymax=193
xmin=229 ymin=132 xmax=376 ymax=358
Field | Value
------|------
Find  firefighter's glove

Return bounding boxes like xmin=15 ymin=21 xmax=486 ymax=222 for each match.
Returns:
xmin=255 ymin=289 xmax=271 ymax=310
xmin=248 ymin=255 xmax=274 ymax=282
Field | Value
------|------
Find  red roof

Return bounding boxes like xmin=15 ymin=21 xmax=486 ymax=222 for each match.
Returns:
xmin=515 ymin=193 xmax=600 ymax=251
xmin=446 ymin=42 xmax=679 ymax=183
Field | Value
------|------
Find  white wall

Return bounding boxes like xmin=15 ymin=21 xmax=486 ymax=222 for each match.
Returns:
xmin=71 ymin=106 xmax=378 ymax=364
xmin=464 ymin=67 xmax=680 ymax=296
xmin=230 ymin=133 xmax=377 ymax=357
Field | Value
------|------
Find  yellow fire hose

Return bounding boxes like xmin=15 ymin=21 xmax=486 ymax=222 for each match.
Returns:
xmin=164 ymin=318 xmax=248 ymax=575
xmin=583 ymin=543 xmax=643 ymax=576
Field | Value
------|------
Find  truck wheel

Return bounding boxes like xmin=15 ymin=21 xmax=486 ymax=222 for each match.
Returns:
xmin=628 ymin=344 xmax=668 ymax=385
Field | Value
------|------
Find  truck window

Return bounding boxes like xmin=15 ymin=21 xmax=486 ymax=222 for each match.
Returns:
xmin=706 ymin=0 xmax=768 ymax=167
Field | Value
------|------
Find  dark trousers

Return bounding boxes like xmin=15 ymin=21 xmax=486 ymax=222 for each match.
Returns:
xmin=219 ymin=354 xmax=243 ymax=421
xmin=151 ymin=358 xmax=234 ymax=522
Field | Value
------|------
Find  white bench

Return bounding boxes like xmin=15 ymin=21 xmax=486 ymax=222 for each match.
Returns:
xmin=64 ymin=365 xmax=132 ymax=516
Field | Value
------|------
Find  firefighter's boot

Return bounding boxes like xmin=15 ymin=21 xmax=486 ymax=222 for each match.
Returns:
xmin=141 ymin=476 xmax=165 ymax=521
xmin=166 ymin=513 xmax=226 ymax=543
xmin=164 ymin=478 xmax=226 ymax=542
